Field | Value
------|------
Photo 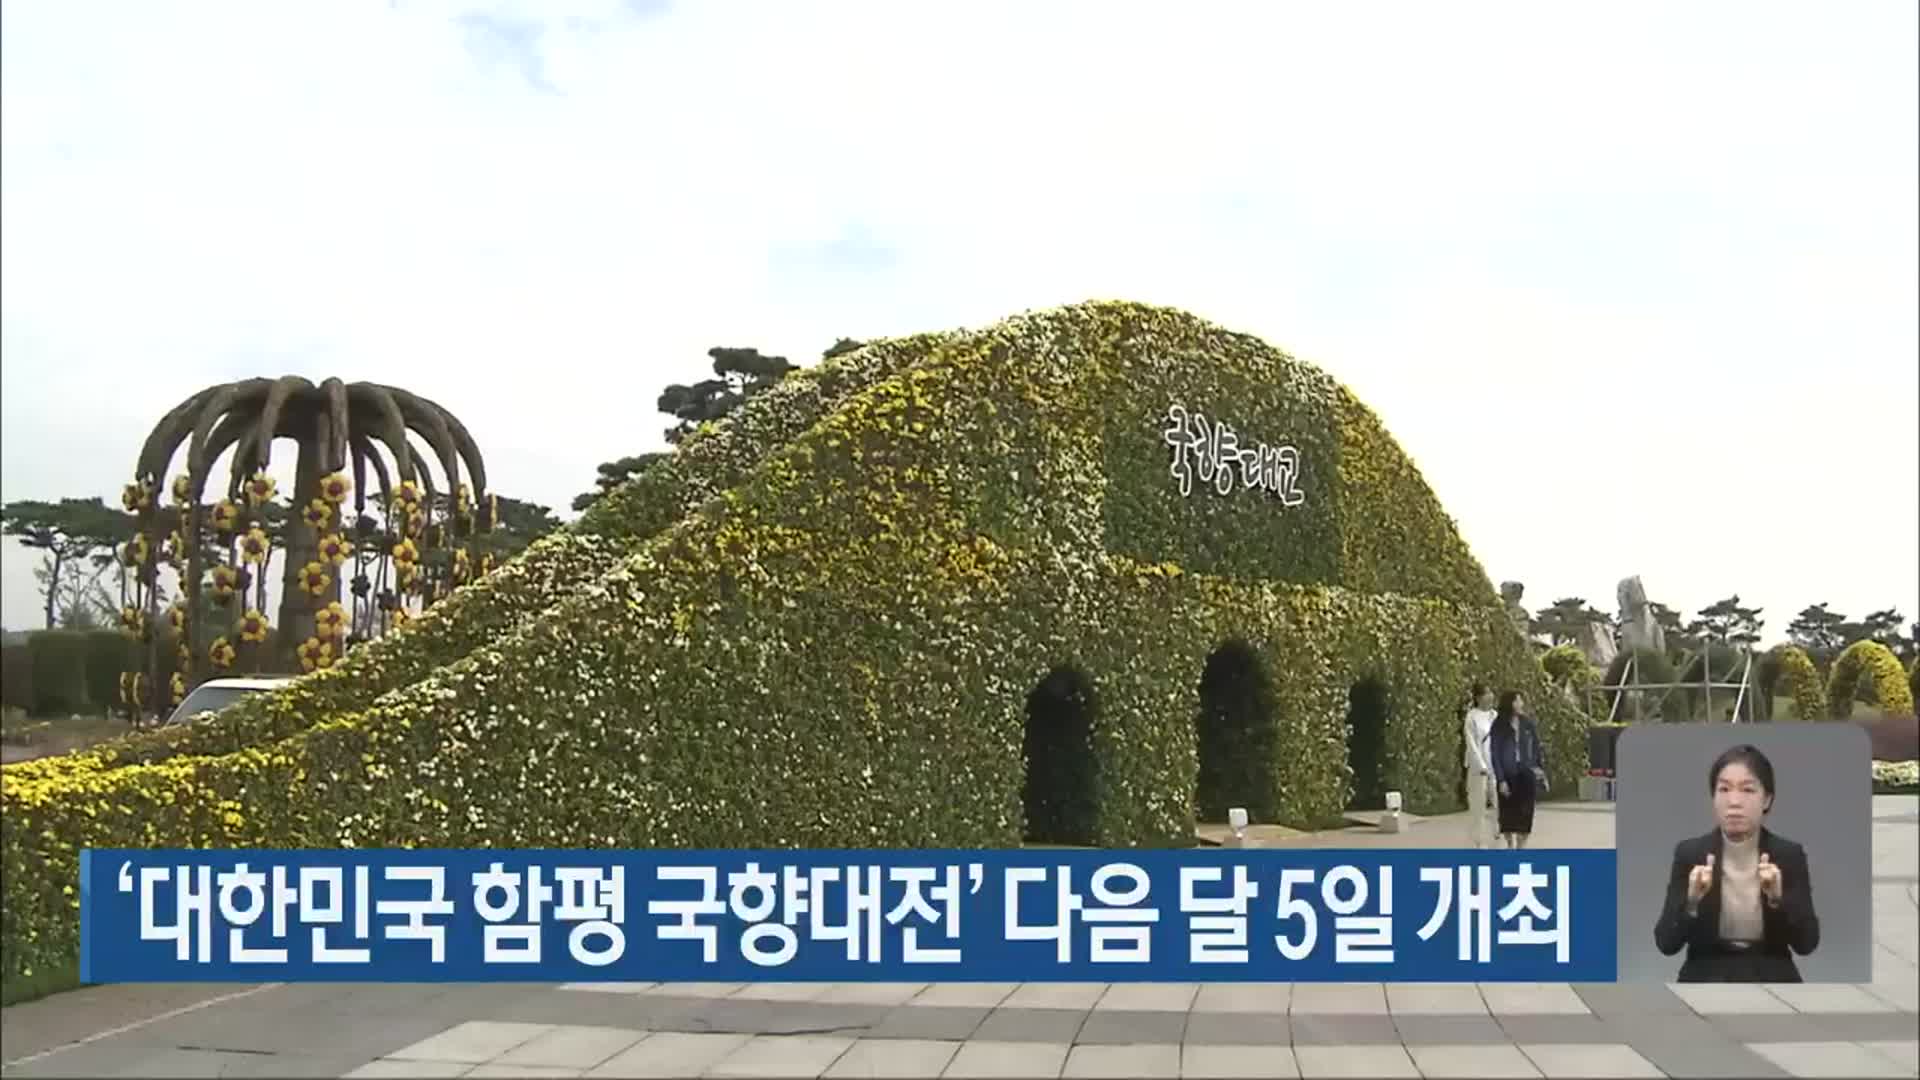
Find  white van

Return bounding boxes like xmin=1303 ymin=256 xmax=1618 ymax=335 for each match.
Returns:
xmin=161 ymin=675 xmax=298 ymax=727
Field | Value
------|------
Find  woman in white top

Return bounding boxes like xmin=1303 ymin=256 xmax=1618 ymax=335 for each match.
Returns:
xmin=1461 ymin=683 xmax=1496 ymax=848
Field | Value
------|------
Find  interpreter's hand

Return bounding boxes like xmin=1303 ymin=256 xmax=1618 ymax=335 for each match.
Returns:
xmin=1687 ymin=852 xmax=1716 ymax=904
xmin=1758 ymin=852 xmax=1783 ymax=904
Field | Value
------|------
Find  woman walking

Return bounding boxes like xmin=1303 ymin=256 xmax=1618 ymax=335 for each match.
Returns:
xmin=1490 ymin=691 xmax=1547 ymax=848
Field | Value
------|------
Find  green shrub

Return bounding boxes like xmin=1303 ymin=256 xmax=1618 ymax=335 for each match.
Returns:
xmin=24 ymin=632 xmax=90 ymax=716
xmin=1909 ymin=657 xmax=1918 ymax=708
xmin=1 ymin=300 xmax=1584 ymax=997
xmin=1 ymin=644 xmax=32 ymax=713
xmin=81 ymin=631 xmax=140 ymax=715
xmin=1828 ymin=640 xmax=1915 ymax=719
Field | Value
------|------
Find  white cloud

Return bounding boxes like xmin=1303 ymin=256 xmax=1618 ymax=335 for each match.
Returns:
xmin=2 ymin=0 xmax=1914 ymax=643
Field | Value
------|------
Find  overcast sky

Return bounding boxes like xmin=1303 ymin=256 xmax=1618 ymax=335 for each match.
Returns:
xmin=3 ymin=0 xmax=1915 ymax=643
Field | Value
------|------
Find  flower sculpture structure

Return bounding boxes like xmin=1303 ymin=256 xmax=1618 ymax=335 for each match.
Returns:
xmin=111 ymin=376 xmax=493 ymax=715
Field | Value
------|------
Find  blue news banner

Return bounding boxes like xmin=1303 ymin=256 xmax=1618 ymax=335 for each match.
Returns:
xmin=81 ymin=848 xmax=1617 ymax=984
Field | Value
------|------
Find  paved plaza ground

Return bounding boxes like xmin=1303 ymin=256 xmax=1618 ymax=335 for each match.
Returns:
xmin=3 ymin=797 xmax=1915 ymax=1079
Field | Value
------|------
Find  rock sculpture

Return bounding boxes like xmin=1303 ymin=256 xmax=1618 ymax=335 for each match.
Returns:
xmin=1617 ymin=575 xmax=1666 ymax=657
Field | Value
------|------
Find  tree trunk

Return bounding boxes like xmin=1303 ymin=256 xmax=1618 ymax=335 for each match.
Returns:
xmin=44 ymin=551 xmax=61 ymax=629
xmin=276 ymin=442 xmax=324 ymax=670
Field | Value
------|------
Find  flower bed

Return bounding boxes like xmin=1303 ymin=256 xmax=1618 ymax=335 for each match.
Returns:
xmin=1873 ymin=759 xmax=1919 ymax=794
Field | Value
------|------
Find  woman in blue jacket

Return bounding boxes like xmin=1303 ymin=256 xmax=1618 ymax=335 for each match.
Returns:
xmin=1488 ymin=691 xmax=1546 ymax=848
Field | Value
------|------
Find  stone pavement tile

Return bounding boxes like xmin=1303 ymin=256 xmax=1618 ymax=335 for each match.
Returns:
xmin=561 ymin=983 xmax=658 ymax=994
xmin=1061 ymin=1042 xmax=1180 ymax=1078
xmin=661 ymin=1000 xmax=888 ymax=1036
xmin=1479 ymin=983 xmax=1590 ymax=1015
xmin=1405 ymin=1043 xmax=1543 ymax=1078
xmin=1861 ymin=1040 xmax=1920 ymax=1072
xmin=1765 ymin=983 xmax=1899 ymax=1013
xmin=1287 ymin=984 xmax=1385 ymax=1015
xmin=178 ymin=1052 xmax=374 ymax=1078
xmin=912 ymin=984 xmax=1018 ymax=1009
xmin=1745 ymin=1040 xmax=1916 ymax=1078
xmin=1178 ymin=1044 xmax=1300 ymax=1079
xmin=940 ymin=1039 xmax=1070 ymax=1078
xmin=1518 ymin=1042 xmax=1665 ymax=1079
xmin=814 ymin=983 xmax=927 ymax=1006
xmin=466 ymin=1067 xmax=582 ymax=1078
xmin=732 ymin=983 xmax=832 ymax=1003
xmin=585 ymin=1032 xmax=750 ymax=1078
xmin=1285 ymin=1015 xmax=1399 ymax=1046
xmin=1385 ymin=983 xmax=1486 ymax=1015
xmin=1621 ymin=1030 xmax=1790 ymax=1079
xmin=1391 ymin=1015 xmax=1509 ymax=1045
xmin=1004 ymin=984 xmax=1107 ymax=1010
xmin=1290 ymin=1044 xmax=1419 ymax=1078
xmin=972 ymin=1007 xmax=1086 ymax=1044
xmin=642 ymin=983 xmax=746 ymax=999
xmin=1570 ymin=982 xmax=1691 ymax=1016
xmin=863 ymin=1006 xmax=987 ymax=1042
xmin=705 ymin=1034 xmax=857 ymax=1078
xmin=1706 ymin=1012 xmax=1920 ymax=1044
xmin=484 ymin=988 xmax=705 ymax=1033
xmin=1866 ymin=979 xmax=1920 ymax=1014
xmin=1180 ymin=1011 xmax=1291 ymax=1046
xmin=1094 ymin=983 xmax=1198 ymax=1012
xmin=1191 ymin=984 xmax=1291 ymax=1014
xmin=388 ymin=1021 xmax=555 ymax=1064
xmin=342 ymin=1062 xmax=475 ymax=1078
xmin=493 ymin=1025 xmax=649 ymax=1069
xmin=1496 ymin=1014 xmax=1617 ymax=1044
xmin=1669 ymin=982 xmax=1794 ymax=1015
xmin=820 ymin=1038 xmax=960 ymax=1079
xmin=1075 ymin=1009 xmax=1188 ymax=1045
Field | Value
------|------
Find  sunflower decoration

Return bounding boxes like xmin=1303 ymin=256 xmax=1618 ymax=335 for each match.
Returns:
xmin=211 ymin=564 xmax=241 ymax=602
xmin=316 ymin=533 xmax=352 ymax=567
xmin=451 ymin=547 xmax=472 ymax=584
xmin=169 ymin=672 xmax=186 ymax=706
xmin=302 ymin=498 xmax=333 ymax=530
xmin=121 ymin=478 xmax=153 ymax=514
xmin=118 ymin=671 xmax=136 ymax=706
xmin=297 ymin=560 xmax=332 ymax=598
xmin=391 ymin=479 xmax=422 ymax=512
xmin=477 ymin=492 xmax=500 ymax=533
xmin=314 ymin=601 xmax=348 ymax=639
xmin=211 ymin=500 xmax=241 ymax=533
xmin=318 ymin=471 xmax=352 ymax=505
xmin=166 ymin=601 xmax=187 ymax=634
xmin=120 ymin=532 xmax=151 ymax=568
xmin=391 ymin=537 xmax=420 ymax=571
xmin=127 ymin=672 xmax=148 ymax=708
xmin=296 ymin=636 xmax=335 ymax=673
xmin=118 ymin=605 xmax=147 ymax=640
xmin=389 ymin=607 xmax=413 ymax=630
xmin=208 ymin=636 xmax=237 ymax=670
xmin=451 ymin=482 xmax=472 ymax=515
xmin=405 ymin=510 xmax=427 ymax=540
xmin=171 ymin=473 xmax=192 ymax=503
xmin=237 ymin=609 xmax=270 ymax=643
xmin=239 ymin=526 xmax=271 ymax=564
xmin=167 ymin=525 xmax=189 ymax=560
xmin=176 ymin=640 xmax=192 ymax=669
xmin=244 ymin=470 xmax=277 ymax=507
